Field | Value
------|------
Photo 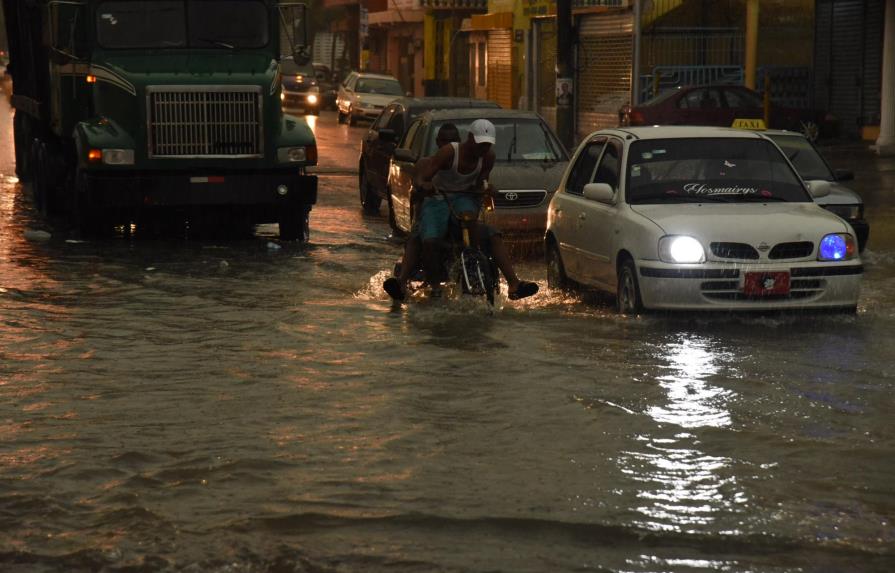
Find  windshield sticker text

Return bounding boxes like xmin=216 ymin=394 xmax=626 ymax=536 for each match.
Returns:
xmin=683 ymin=183 xmax=759 ymax=196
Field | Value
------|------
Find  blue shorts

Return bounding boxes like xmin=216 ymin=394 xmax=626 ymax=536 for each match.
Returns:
xmin=418 ymin=195 xmax=481 ymax=241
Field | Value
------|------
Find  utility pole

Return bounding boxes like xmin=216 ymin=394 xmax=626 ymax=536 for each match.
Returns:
xmin=556 ymin=0 xmax=574 ymax=150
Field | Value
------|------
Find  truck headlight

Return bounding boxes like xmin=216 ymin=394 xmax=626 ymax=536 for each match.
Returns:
xmin=659 ymin=235 xmax=706 ymax=264
xmin=818 ymin=233 xmax=856 ymax=261
xmin=277 ymin=146 xmax=317 ymax=163
xmin=102 ymin=149 xmax=135 ymax=165
xmin=306 ymin=93 xmax=318 ymax=105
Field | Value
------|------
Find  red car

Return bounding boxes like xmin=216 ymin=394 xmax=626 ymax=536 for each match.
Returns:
xmin=619 ymin=85 xmax=837 ymax=142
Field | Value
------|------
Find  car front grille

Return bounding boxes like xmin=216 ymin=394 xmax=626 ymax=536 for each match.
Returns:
xmin=701 ymin=276 xmax=825 ymax=302
xmin=769 ymin=242 xmax=814 ymax=259
xmin=710 ymin=242 xmax=759 ymax=260
xmin=493 ymin=190 xmax=547 ymax=209
xmin=148 ymin=87 xmax=263 ymax=158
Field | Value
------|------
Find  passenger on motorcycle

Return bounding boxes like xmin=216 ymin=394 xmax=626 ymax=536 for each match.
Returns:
xmin=383 ymin=119 xmax=538 ymax=302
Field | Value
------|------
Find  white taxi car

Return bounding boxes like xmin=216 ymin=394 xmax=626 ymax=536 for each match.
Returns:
xmin=544 ymin=126 xmax=862 ymax=313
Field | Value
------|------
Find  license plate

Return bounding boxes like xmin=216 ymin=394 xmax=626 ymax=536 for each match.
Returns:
xmin=744 ymin=271 xmax=790 ymax=296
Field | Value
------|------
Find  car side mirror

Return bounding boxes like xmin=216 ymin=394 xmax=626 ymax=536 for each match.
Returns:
xmin=378 ymin=128 xmax=396 ymax=143
xmin=583 ymin=182 xmax=615 ymax=204
xmin=393 ymin=148 xmax=416 ymax=163
xmin=834 ymin=169 xmax=854 ymax=182
xmin=806 ymin=179 xmax=831 ymax=199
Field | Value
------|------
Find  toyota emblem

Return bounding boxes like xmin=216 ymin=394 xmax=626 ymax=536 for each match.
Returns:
xmin=504 ymin=192 xmax=519 ymax=201
xmin=757 ymin=242 xmax=770 ymax=252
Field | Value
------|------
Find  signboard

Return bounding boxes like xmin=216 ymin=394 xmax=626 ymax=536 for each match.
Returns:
xmin=731 ymin=118 xmax=767 ymax=130
xmin=556 ymin=78 xmax=573 ymax=107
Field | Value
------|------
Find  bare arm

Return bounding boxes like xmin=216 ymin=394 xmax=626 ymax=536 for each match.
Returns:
xmin=477 ymin=151 xmax=497 ymax=195
xmin=417 ymin=145 xmax=454 ymax=191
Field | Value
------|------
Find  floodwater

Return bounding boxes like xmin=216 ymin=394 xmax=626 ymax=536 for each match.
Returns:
xmin=2 ymin=101 xmax=895 ymax=573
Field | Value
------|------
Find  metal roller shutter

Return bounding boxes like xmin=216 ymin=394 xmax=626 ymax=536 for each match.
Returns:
xmin=487 ymin=29 xmax=514 ymax=109
xmin=576 ymin=11 xmax=633 ymax=142
xmin=814 ymin=0 xmax=884 ymax=138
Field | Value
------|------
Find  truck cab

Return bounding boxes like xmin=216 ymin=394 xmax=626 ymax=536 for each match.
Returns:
xmin=4 ymin=0 xmax=318 ymax=240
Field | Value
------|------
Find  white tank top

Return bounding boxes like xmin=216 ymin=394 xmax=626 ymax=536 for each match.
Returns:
xmin=431 ymin=143 xmax=482 ymax=193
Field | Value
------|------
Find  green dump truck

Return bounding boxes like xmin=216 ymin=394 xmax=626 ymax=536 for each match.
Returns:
xmin=2 ymin=0 xmax=318 ymax=240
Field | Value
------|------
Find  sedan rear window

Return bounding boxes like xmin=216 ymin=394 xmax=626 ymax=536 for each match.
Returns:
xmin=626 ymin=138 xmax=810 ymax=204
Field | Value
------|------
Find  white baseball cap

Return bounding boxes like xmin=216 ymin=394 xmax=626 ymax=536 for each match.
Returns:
xmin=469 ymin=119 xmax=496 ymax=145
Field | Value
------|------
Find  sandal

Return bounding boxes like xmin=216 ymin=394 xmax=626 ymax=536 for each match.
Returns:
xmin=384 ymin=277 xmax=406 ymax=301
xmin=508 ymin=281 xmax=539 ymax=300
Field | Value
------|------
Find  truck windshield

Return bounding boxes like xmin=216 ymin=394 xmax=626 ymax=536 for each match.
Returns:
xmin=97 ymin=0 xmax=269 ymax=49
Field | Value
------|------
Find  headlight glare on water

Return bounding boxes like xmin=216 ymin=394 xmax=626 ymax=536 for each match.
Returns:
xmin=659 ymin=235 xmax=706 ymax=264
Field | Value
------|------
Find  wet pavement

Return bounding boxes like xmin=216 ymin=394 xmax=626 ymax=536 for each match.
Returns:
xmin=1 ymin=93 xmax=895 ymax=573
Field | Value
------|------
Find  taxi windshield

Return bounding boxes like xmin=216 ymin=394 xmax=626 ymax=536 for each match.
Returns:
xmin=626 ymin=137 xmax=810 ymax=204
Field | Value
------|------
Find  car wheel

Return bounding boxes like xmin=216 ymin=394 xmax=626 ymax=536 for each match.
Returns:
xmin=799 ymin=120 xmax=820 ymax=143
xmin=338 ymin=109 xmax=346 ymax=124
xmin=546 ymin=241 xmax=570 ymax=291
xmin=616 ymin=258 xmax=644 ymax=315
xmin=348 ymin=107 xmax=357 ymax=126
xmin=359 ymin=165 xmax=382 ymax=213
xmin=387 ymin=189 xmax=402 ymax=236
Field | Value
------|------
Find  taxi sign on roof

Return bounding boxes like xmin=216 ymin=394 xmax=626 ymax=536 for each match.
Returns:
xmin=732 ymin=118 xmax=767 ymax=130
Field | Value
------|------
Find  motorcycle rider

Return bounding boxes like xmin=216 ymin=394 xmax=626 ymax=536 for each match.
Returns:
xmin=383 ymin=119 xmax=538 ymax=302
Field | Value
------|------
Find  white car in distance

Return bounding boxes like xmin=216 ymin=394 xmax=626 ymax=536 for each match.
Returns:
xmin=336 ymin=72 xmax=404 ymax=126
xmin=545 ymin=126 xmax=862 ymax=313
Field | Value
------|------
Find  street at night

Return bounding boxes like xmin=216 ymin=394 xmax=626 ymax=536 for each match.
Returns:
xmin=2 ymin=84 xmax=895 ymax=572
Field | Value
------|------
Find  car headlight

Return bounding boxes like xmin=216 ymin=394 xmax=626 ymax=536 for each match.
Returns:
xmin=277 ymin=146 xmax=317 ymax=163
xmin=306 ymin=93 xmax=318 ymax=105
xmin=101 ymin=149 xmax=135 ymax=165
xmin=659 ymin=235 xmax=706 ymax=263
xmin=818 ymin=233 xmax=857 ymax=261
xmin=823 ymin=204 xmax=862 ymax=221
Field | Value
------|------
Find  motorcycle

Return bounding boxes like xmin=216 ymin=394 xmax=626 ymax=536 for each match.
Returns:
xmin=393 ymin=189 xmax=499 ymax=306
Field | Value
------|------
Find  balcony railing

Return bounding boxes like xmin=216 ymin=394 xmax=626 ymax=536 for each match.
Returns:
xmin=419 ymin=0 xmax=487 ymax=9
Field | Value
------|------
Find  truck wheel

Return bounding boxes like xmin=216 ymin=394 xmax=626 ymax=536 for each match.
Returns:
xmin=31 ymin=142 xmax=50 ymax=216
xmin=74 ymin=170 xmax=105 ymax=238
xmin=279 ymin=205 xmax=310 ymax=242
xmin=14 ymin=112 xmax=33 ymax=182
xmin=359 ymin=166 xmax=381 ymax=213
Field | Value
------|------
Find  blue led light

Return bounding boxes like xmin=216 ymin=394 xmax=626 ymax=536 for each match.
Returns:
xmin=820 ymin=234 xmax=847 ymax=260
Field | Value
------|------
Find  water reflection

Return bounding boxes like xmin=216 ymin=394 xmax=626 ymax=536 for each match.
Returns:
xmin=622 ymin=336 xmax=746 ymax=532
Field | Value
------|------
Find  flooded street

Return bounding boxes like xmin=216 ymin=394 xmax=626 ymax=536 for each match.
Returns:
xmin=2 ymin=97 xmax=895 ymax=572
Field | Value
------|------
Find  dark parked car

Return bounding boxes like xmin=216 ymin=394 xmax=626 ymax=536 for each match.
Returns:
xmin=312 ymin=62 xmax=337 ymax=109
xmin=619 ymin=85 xmax=837 ymax=142
xmin=764 ymin=130 xmax=869 ymax=252
xmin=358 ymin=97 xmax=500 ymax=213
xmin=387 ymin=109 xmax=569 ymax=242
xmin=279 ymin=57 xmax=322 ymax=115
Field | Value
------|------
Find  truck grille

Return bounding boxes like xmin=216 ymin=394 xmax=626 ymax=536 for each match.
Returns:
xmin=148 ymin=87 xmax=263 ymax=158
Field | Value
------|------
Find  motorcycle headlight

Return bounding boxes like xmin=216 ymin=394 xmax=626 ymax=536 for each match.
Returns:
xmin=659 ymin=235 xmax=706 ymax=264
xmin=818 ymin=233 xmax=857 ymax=261
xmin=823 ymin=204 xmax=862 ymax=221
